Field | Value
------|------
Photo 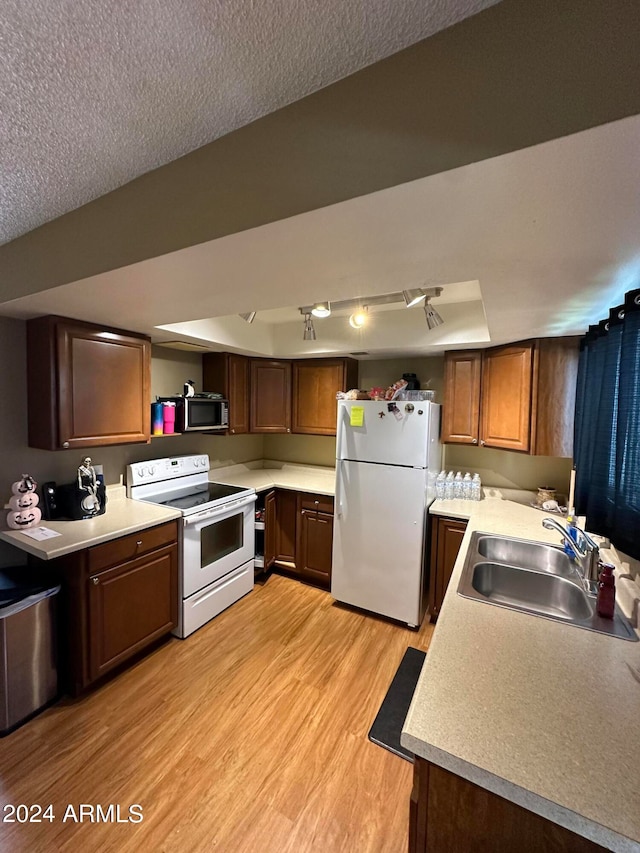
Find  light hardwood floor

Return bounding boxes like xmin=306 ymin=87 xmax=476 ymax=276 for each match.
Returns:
xmin=0 ymin=573 xmax=434 ymax=853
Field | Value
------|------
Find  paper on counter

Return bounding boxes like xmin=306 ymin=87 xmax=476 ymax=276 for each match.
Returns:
xmin=19 ymin=527 xmax=62 ymax=541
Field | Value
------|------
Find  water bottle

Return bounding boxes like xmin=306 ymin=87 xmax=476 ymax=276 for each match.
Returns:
xmin=444 ymin=471 xmax=454 ymax=500
xmin=453 ymin=471 xmax=464 ymax=499
xmin=462 ymin=472 xmax=472 ymax=500
xmin=435 ymin=470 xmax=446 ymax=500
xmin=472 ymin=473 xmax=482 ymax=501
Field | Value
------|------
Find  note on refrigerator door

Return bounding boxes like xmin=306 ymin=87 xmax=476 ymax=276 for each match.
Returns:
xmin=350 ymin=406 xmax=364 ymax=427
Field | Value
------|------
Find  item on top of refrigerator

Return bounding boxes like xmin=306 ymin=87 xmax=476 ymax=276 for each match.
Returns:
xmin=368 ymin=387 xmax=386 ymax=400
xmin=337 ymin=389 xmax=370 ymax=400
xmin=385 ymin=379 xmax=408 ymax=400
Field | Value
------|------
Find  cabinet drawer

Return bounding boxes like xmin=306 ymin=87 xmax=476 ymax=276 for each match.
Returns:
xmin=88 ymin=521 xmax=178 ymax=574
xmin=298 ymin=493 xmax=334 ymax=514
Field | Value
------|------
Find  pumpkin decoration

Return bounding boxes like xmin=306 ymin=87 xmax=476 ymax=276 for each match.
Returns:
xmin=7 ymin=507 xmax=42 ymax=529
xmin=8 ymin=491 xmax=39 ymax=512
xmin=6 ymin=474 xmax=41 ymax=530
xmin=11 ymin=474 xmax=37 ymax=495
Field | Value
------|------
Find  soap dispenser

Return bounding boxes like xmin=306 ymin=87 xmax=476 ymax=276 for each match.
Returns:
xmin=596 ymin=561 xmax=616 ymax=619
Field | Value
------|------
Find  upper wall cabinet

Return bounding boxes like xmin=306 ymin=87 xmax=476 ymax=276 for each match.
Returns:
xmin=442 ymin=337 xmax=580 ymax=457
xmin=27 ymin=315 xmax=151 ymax=450
xmin=292 ymin=358 xmax=358 ymax=436
xmin=202 ymin=352 xmax=250 ymax=435
xmin=480 ymin=343 xmax=535 ymax=452
xmin=441 ymin=351 xmax=482 ymax=446
xmin=250 ymin=359 xmax=292 ymax=434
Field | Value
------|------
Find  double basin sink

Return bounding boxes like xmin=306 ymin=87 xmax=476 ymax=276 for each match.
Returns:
xmin=458 ymin=532 xmax=638 ymax=641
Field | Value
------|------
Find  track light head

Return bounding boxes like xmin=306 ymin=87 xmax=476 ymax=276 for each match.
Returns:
xmin=303 ymin=313 xmax=316 ymax=340
xmin=311 ymin=301 xmax=331 ymax=318
xmin=424 ymin=299 xmax=444 ymax=330
xmin=402 ymin=289 xmax=426 ymax=308
xmin=239 ymin=312 xmax=256 ymax=324
xmin=349 ymin=308 xmax=368 ymax=329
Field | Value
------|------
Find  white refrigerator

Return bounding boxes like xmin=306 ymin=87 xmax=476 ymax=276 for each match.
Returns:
xmin=331 ymin=399 xmax=441 ymax=626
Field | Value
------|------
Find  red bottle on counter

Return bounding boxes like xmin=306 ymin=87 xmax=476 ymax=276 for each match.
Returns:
xmin=596 ymin=562 xmax=616 ymax=619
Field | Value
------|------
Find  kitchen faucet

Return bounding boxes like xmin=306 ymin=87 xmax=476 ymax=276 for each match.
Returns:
xmin=541 ymin=517 xmax=601 ymax=593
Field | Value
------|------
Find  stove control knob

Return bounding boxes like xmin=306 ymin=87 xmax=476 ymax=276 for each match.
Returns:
xmin=148 ymin=465 xmax=156 ymax=476
xmin=199 ymin=457 xmax=207 ymax=467
xmin=193 ymin=458 xmax=200 ymax=467
xmin=137 ymin=466 xmax=147 ymax=478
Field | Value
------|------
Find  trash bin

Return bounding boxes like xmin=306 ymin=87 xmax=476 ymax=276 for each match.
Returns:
xmin=0 ymin=568 xmax=60 ymax=736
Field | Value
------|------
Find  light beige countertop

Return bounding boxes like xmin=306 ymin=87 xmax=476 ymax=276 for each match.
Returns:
xmin=403 ymin=497 xmax=640 ymax=852
xmin=0 ymin=486 xmax=182 ymax=561
xmin=209 ymin=461 xmax=336 ymax=497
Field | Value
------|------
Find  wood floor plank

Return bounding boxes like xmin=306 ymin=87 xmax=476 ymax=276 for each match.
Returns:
xmin=0 ymin=574 xmax=434 ymax=852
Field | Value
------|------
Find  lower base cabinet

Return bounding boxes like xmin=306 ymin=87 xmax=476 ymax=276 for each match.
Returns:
xmin=53 ymin=520 xmax=179 ymax=695
xmin=409 ymin=758 xmax=607 ymax=852
xmin=428 ymin=516 xmax=468 ymax=618
xmin=261 ymin=489 xmax=334 ymax=587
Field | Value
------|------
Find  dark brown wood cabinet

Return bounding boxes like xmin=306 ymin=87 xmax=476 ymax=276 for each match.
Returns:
xmin=250 ymin=359 xmax=292 ymax=433
xmin=27 ymin=315 xmax=151 ymax=450
xmin=260 ymin=489 xmax=334 ymax=587
xmin=274 ymin=489 xmax=298 ymax=566
xmin=54 ymin=521 xmax=178 ymax=695
xmin=443 ymin=337 xmax=580 ymax=456
xmin=292 ymin=358 xmax=358 ymax=435
xmin=409 ymin=758 xmax=606 ymax=853
xmin=202 ymin=352 xmax=250 ymax=434
xmin=264 ymin=490 xmax=277 ymax=570
xmin=429 ymin=516 xmax=467 ymax=618
xmin=296 ymin=493 xmax=334 ymax=585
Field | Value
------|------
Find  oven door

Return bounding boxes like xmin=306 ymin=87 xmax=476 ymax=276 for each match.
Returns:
xmin=182 ymin=494 xmax=256 ymax=597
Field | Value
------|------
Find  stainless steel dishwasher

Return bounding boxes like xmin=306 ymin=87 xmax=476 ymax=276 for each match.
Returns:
xmin=0 ymin=569 xmax=60 ymax=736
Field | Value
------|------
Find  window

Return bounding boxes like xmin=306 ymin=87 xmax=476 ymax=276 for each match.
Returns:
xmin=574 ymin=288 xmax=640 ymax=559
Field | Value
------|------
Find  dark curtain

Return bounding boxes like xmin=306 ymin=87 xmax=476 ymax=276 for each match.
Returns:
xmin=574 ymin=287 xmax=640 ymax=560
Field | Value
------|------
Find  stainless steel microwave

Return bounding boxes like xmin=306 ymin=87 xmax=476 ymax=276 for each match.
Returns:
xmin=158 ymin=397 xmax=229 ymax=432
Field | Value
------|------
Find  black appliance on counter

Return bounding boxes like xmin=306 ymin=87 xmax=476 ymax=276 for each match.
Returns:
xmin=41 ymin=481 xmax=107 ymax=521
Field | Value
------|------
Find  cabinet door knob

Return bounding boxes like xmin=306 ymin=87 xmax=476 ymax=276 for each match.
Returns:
xmin=91 ymin=577 xmax=99 ymax=585
xmin=62 ymin=441 xmax=70 ymax=449
xmin=472 ymin=438 xmax=478 ymax=444
xmin=287 ymin=428 xmax=291 ymax=433
xmin=136 ymin=540 xmax=143 ymax=547
xmin=480 ymin=440 xmax=485 ymax=446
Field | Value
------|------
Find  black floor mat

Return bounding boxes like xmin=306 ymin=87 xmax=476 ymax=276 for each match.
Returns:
xmin=367 ymin=646 xmax=426 ymax=763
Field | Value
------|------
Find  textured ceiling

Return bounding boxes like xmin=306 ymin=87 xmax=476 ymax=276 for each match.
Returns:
xmin=0 ymin=0 xmax=499 ymax=246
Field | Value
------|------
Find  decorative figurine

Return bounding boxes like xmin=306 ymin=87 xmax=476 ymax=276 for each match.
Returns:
xmin=6 ymin=474 xmax=42 ymax=529
xmin=77 ymin=457 xmax=102 ymax=515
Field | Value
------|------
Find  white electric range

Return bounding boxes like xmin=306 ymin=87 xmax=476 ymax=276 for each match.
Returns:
xmin=127 ymin=454 xmax=256 ymax=637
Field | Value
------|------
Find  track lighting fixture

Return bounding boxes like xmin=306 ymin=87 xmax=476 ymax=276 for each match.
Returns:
xmin=349 ymin=308 xmax=368 ymax=329
xmin=423 ymin=298 xmax=444 ymax=329
xmin=402 ymin=289 xmax=426 ymax=308
xmin=239 ymin=312 xmax=256 ymax=323
xmin=303 ymin=313 xmax=316 ymax=340
xmin=311 ymin=302 xmax=331 ymax=318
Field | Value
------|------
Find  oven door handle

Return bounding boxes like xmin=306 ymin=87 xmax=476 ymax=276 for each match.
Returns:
xmin=183 ymin=493 xmax=256 ymax=526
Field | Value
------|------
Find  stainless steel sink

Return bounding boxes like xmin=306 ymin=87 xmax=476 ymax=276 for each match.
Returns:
xmin=457 ymin=532 xmax=638 ymax=641
xmin=475 ymin=534 xmax=575 ymax=577
xmin=468 ymin=562 xmax=593 ymax=621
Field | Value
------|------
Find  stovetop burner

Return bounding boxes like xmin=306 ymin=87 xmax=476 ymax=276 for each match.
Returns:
xmin=147 ymin=481 xmax=249 ymax=512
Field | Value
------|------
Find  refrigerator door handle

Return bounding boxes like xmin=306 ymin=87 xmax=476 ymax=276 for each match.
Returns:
xmin=335 ymin=459 xmax=344 ymax=517
xmin=336 ymin=403 xmax=346 ymax=461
